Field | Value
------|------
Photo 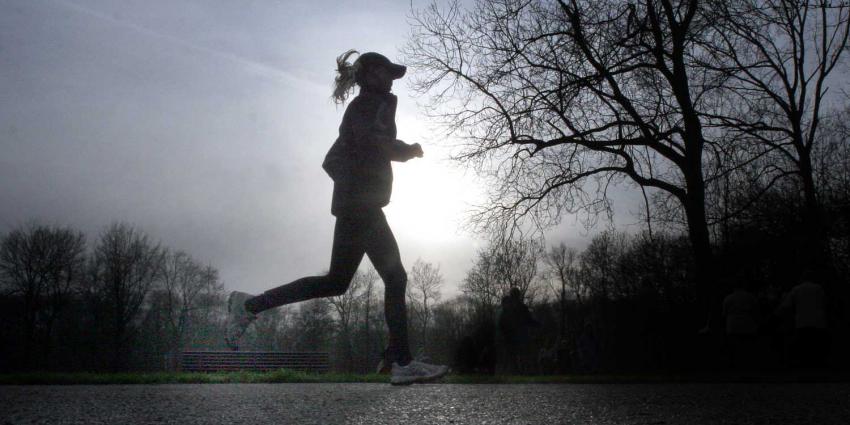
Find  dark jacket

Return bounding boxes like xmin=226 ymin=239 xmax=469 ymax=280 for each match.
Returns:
xmin=323 ymin=89 xmax=416 ymax=216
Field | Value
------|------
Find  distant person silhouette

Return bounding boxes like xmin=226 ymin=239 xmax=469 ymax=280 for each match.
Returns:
xmin=778 ymin=277 xmax=829 ymax=368
xmin=224 ymin=50 xmax=448 ymax=385
xmin=498 ymin=287 xmax=540 ymax=373
xmin=722 ymin=281 xmax=759 ymax=368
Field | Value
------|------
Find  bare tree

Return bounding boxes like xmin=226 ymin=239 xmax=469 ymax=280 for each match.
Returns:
xmin=90 ymin=223 xmax=164 ymax=371
xmin=249 ymin=307 xmax=292 ymax=351
xmin=358 ymin=267 xmax=381 ymax=371
xmin=462 ymin=238 xmax=542 ymax=316
xmin=430 ymin=295 xmax=477 ymax=364
xmin=462 ymin=244 xmax=505 ymax=316
xmin=0 ymin=223 xmax=85 ymax=367
xmin=293 ymin=298 xmax=334 ymax=353
xmin=702 ymin=0 xmax=850 ymax=266
xmin=811 ymin=106 xmax=850 ymax=282
xmin=814 ymin=107 xmax=850 ymax=204
xmin=578 ymin=230 xmax=631 ymax=300
xmin=328 ymin=269 xmax=367 ymax=371
xmin=407 ymin=259 xmax=444 ymax=353
xmin=406 ymin=0 xmax=731 ymax=312
xmin=544 ymin=243 xmax=579 ymax=337
xmin=158 ymin=250 xmax=223 ymax=352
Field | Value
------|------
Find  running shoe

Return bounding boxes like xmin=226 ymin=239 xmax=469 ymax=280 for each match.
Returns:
xmin=225 ymin=291 xmax=257 ymax=350
xmin=390 ymin=360 xmax=449 ymax=385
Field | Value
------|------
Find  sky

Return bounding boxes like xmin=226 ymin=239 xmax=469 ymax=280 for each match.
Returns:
xmin=0 ymin=0 xmax=642 ymax=296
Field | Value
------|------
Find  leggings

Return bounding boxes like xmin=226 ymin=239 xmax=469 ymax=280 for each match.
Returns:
xmin=245 ymin=209 xmax=412 ymax=365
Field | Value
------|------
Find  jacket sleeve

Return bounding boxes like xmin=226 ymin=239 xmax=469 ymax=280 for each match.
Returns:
xmin=346 ymin=96 xmax=416 ymax=162
xmin=385 ymin=138 xmax=417 ymax=162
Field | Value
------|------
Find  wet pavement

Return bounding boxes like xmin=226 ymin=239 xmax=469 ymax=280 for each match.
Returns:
xmin=2 ymin=382 xmax=849 ymax=424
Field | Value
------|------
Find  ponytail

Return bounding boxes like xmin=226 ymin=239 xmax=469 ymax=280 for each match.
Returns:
xmin=332 ymin=49 xmax=360 ymax=104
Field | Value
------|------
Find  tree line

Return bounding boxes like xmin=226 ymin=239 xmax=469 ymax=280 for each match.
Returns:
xmin=0 ymin=222 xmax=451 ymax=373
xmin=4 ymin=203 xmax=848 ymax=373
xmin=0 ymin=223 xmax=221 ymax=371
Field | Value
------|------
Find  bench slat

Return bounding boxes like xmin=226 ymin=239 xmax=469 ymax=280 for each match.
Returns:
xmin=179 ymin=351 xmax=329 ymax=373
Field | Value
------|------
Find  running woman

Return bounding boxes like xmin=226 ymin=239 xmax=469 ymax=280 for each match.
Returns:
xmin=225 ymin=50 xmax=449 ymax=385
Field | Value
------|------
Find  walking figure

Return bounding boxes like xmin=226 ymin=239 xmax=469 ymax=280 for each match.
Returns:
xmin=225 ymin=50 xmax=449 ymax=385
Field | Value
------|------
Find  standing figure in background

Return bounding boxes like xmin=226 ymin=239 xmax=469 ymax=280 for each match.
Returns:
xmin=498 ymin=287 xmax=540 ymax=374
xmin=722 ymin=281 xmax=759 ymax=369
xmin=778 ymin=277 xmax=829 ymax=368
xmin=224 ymin=50 xmax=448 ymax=385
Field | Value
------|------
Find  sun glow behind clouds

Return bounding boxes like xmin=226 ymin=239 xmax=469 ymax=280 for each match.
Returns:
xmin=384 ymin=113 xmax=484 ymax=245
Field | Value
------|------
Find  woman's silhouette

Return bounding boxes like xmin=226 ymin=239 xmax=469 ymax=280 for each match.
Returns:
xmin=225 ymin=50 xmax=448 ymax=385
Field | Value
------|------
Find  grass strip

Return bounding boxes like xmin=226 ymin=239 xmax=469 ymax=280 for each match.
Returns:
xmin=0 ymin=371 xmax=846 ymax=385
xmin=0 ymin=370 xmax=388 ymax=385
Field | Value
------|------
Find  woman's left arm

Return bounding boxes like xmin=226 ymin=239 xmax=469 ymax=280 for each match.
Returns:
xmin=375 ymin=96 xmax=421 ymax=162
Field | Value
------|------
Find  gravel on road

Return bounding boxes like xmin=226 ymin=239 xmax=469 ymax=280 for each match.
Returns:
xmin=2 ymin=382 xmax=849 ymax=424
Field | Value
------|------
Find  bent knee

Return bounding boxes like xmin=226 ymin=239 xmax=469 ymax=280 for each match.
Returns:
xmin=322 ymin=275 xmax=352 ymax=297
xmin=328 ymin=284 xmax=349 ymax=297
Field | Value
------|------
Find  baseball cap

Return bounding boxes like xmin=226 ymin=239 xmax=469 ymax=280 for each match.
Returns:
xmin=357 ymin=52 xmax=407 ymax=79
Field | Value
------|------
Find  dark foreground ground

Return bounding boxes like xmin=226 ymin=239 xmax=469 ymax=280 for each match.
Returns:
xmin=2 ymin=383 xmax=849 ymax=424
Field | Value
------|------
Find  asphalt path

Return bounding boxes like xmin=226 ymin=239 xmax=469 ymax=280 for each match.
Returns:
xmin=2 ymin=383 xmax=849 ymax=424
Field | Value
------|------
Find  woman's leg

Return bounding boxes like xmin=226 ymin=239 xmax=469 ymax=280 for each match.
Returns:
xmin=364 ymin=210 xmax=413 ymax=366
xmin=244 ymin=215 xmax=366 ymax=314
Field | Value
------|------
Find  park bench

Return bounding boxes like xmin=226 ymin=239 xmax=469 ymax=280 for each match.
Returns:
xmin=180 ymin=351 xmax=329 ymax=373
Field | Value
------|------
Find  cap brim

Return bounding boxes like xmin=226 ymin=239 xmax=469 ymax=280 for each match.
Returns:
xmin=388 ymin=63 xmax=407 ymax=79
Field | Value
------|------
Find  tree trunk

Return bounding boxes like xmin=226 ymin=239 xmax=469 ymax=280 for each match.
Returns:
xmin=364 ymin=294 xmax=371 ymax=372
xmin=667 ymin=32 xmax=716 ymax=329
xmin=799 ymin=150 xmax=828 ymax=262
xmin=560 ymin=280 xmax=567 ymax=339
xmin=112 ymin=312 xmax=126 ymax=372
xmin=683 ymin=179 xmax=715 ymax=330
xmin=23 ymin=309 xmax=36 ymax=370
